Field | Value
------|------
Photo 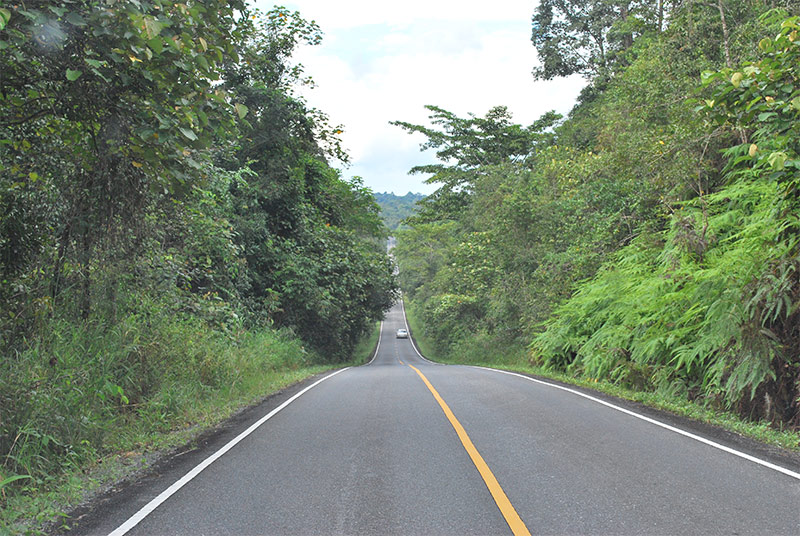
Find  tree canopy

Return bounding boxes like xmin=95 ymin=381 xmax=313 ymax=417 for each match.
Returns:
xmin=531 ymin=0 xmax=662 ymax=79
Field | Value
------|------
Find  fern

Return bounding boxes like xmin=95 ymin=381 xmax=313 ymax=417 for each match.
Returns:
xmin=534 ymin=170 xmax=793 ymax=413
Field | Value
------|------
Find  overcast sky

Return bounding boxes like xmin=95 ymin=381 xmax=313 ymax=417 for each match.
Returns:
xmin=251 ymin=1 xmax=586 ymax=195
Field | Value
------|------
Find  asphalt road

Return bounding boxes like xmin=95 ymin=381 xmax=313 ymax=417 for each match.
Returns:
xmin=66 ymin=302 xmax=800 ymax=535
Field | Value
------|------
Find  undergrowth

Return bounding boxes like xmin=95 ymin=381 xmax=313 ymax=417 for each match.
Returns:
xmin=0 ymin=309 xmax=352 ymax=535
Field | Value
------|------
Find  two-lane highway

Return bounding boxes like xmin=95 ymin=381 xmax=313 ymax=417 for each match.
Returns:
xmin=68 ymin=302 xmax=800 ymax=535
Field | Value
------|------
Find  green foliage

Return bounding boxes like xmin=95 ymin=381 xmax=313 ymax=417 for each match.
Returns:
xmin=1 ymin=0 xmax=245 ymax=190
xmin=0 ymin=2 xmax=397 ymax=521
xmin=351 ymin=321 xmax=381 ymax=364
xmin=702 ymin=11 xmax=800 ymax=202
xmin=214 ymin=19 xmax=396 ymax=360
xmin=0 ymin=307 xmax=320 ymax=529
xmin=536 ymin=11 xmax=800 ymax=424
xmin=0 ymin=1 xmax=395 ymax=355
xmin=270 ymin=222 xmax=395 ymax=361
xmin=531 ymin=0 xmax=663 ymax=80
xmin=391 ymin=106 xmax=561 ymax=222
xmin=395 ymin=220 xmax=460 ymax=301
xmin=394 ymin=1 xmax=800 ymax=428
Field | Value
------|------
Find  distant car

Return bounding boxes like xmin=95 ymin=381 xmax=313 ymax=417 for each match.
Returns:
xmin=396 ymin=328 xmax=408 ymax=339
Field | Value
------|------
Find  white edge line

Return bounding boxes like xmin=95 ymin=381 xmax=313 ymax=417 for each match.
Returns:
xmin=108 ymin=367 xmax=351 ymax=536
xmin=474 ymin=365 xmax=800 ymax=481
xmin=400 ymin=299 xmax=437 ymax=365
xmin=367 ymin=320 xmax=384 ymax=365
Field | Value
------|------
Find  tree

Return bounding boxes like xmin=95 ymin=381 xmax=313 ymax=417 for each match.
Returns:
xmin=391 ymin=106 xmax=561 ymax=222
xmin=531 ymin=0 xmax=661 ymax=79
xmin=0 ymin=0 xmax=247 ymax=317
xmin=0 ymin=2 xmax=399 ymax=509
xmin=215 ymin=8 xmax=396 ymax=359
xmin=532 ymin=9 xmax=800 ymax=424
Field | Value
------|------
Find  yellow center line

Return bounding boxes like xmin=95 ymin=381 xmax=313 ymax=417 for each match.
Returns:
xmin=406 ymin=364 xmax=531 ymax=536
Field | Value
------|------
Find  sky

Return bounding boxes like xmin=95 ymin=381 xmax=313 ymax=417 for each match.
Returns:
xmin=251 ymin=1 xmax=586 ymax=195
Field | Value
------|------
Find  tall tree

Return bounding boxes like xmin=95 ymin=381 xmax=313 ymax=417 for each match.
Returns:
xmin=531 ymin=0 xmax=661 ymax=79
xmin=391 ymin=106 xmax=561 ymax=221
xmin=219 ymin=8 xmax=395 ymax=359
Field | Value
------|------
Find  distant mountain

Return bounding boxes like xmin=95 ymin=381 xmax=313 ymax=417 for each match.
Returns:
xmin=374 ymin=192 xmax=425 ymax=231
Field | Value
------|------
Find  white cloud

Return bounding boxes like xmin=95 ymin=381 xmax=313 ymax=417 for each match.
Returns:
xmin=266 ymin=0 xmax=537 ymax=29
xmin=250 ymin=1 xmax=586 ymax=194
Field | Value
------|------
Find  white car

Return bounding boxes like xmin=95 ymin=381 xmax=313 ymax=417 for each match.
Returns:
xmin=396 ymin=328 xmax=408 ymax=339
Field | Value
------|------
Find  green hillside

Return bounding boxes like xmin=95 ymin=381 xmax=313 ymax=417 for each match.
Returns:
xmin=374 ymin=191 xmax=426 ymax=231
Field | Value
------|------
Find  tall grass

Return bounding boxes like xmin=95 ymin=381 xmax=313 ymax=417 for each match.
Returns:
xmin=0 ymin=310 xmax=322 ymax=532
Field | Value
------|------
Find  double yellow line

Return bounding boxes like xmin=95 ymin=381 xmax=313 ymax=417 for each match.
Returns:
xmin=406 ymin=363 xmax=531 ymax=536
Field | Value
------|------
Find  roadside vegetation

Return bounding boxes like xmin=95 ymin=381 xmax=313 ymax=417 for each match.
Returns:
xmin=0 ymin=2 xmax=394 ymax=532
xmin=394 ymin=1 xmax=800 ymax=441
xmin=404 ymin=300 xmax=800 ymax=452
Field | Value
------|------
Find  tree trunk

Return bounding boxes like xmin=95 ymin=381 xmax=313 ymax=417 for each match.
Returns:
xmin=79 ymin=225 xmax=91 ymax=320
xmin=717 ymin=0 xmax=733 ymax=68
xmin=620 ymin=3 xmax=634 ymax=49
xmin=50 ymin=223 xmax=71 ymax=312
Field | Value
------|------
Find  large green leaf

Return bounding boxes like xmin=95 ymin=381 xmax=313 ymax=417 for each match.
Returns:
xmin=65 ymin=12 xmax=86 ymax=27
xmin=0 ymin=8 xmax=10 ymax=30
xmin=143 ymin=16 xmax=162 ymax=39
xmin=234 ymin=103 xmax=249 ymax=119
xmin=178 ymin=127 xmax=197 ymax=141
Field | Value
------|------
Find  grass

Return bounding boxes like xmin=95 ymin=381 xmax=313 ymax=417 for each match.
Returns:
xmin=2 ymin=361 xmax=333 ymax=535
xmin=1 ymin=365 xmax=329 ymax=535
xmin=351 ymin=321 xmax=381 ymax=364
xmin=402 ymin=301 xmax=439 ymax=358
xmin=403 ymin=300 xmax=800 ymax=452
xmin=1 ymin=316 xmax=381 ymax=535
